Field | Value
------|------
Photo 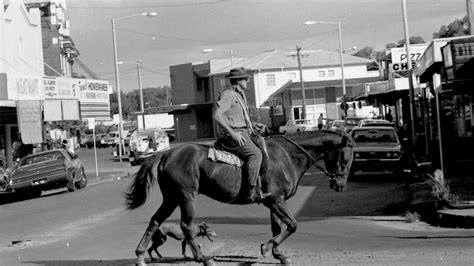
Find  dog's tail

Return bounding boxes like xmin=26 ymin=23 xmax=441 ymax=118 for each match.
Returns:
xmin=124 ymin=151 xmax=165 ymax=210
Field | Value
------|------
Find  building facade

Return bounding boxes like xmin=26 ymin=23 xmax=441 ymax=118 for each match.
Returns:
xmin=415 ymin=35 xmax=474 ymax=172
xmin=168 ymin=50 xmax=380 ymax=141
xmin=0 ymin=0 xmax=110 ymax=168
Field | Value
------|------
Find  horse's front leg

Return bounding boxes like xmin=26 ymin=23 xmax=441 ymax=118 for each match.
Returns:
xmin=135 ymin=200 xmax=177 ymax=265
xmin=180 ymin=200 xmax=215 ymax=265
xmin=261 ymin=199 xmax=295 ymax=264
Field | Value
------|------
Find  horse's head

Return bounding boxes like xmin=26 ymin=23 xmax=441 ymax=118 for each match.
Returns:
xmin=323 ymin=133 xmax=353 ymax=192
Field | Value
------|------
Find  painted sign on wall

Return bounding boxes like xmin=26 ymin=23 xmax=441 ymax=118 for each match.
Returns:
xmin=7 ymin=75 xmax=43 ymax=100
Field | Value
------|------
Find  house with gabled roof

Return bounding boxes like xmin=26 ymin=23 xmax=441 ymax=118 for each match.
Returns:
xmin=167 ymin=49 xmax=380 ymax=141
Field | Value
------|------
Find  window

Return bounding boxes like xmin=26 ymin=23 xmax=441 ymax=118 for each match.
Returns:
xmin=266 ymin=74 xmax=276 ymax=86
xmin=318 ymin=70 xmax=325 ymax=77
xmin=327 ymin=70 xmax=335 ymax=76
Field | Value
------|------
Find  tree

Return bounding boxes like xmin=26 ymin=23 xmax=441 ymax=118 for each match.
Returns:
xmin=433 ymin=15 xmax=469 ymax=38
xmin=396 ymin=36 xmax=426 ymax=47
xmin=352 ymin=46 xmax=375 ymax=59
xmin=109 ymin=86 xmax=170 ymax=118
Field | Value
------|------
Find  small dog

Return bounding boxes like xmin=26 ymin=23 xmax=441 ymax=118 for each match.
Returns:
xmin=148 ymin=222 xmax=217 ymax=260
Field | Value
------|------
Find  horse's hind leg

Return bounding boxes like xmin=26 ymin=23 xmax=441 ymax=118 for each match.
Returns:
xmin=136 ymin=199 xmax=177 ymax=265
xmin=269 ymin=211 xmax=289 ymax=263
xmin=179 ymin=200 xmax=214 ymax=264
xmin=261 ymin=199 xmax=296 ymax=264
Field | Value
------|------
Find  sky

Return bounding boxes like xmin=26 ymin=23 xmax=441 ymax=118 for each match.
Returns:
xmin=65 ymin=0 xmax=468 ymax=92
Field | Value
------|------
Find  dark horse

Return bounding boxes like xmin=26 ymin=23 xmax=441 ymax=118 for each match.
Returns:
xmin=125 ymin=130 xmax=353 ymax=265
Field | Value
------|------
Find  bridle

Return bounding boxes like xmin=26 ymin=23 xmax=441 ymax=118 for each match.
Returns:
xmin=282 ymin=136 xmax=347 ymax=181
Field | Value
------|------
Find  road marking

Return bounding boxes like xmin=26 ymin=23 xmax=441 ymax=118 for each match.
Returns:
xmin=0 ymin=208 xmax=123 ymax=252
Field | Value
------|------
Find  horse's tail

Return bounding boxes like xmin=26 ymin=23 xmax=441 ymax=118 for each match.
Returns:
xmin=124 ymin=151 xmax=165 ymax=210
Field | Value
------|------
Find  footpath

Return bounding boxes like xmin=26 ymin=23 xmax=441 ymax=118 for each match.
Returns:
xmin=435 ymin=161 xmax=474 ymax=229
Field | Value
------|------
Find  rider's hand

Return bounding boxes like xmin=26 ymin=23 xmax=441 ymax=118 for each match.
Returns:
xmin=230 ymin=132 xmax=245 ymax=147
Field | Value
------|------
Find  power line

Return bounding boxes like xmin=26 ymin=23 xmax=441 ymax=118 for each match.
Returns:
xmin=67 ymin=1 xmax=224 ymax=9
xmin=116 ymin=27 xmax=333 ymax=44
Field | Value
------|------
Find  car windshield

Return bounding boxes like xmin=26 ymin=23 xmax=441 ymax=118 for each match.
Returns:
xmin=295 ymin=120 xmax=313 ymax=125
xmin=345 ymin=119 xmax=360 ymax=126
xmin=21 ymin=151 xmax=64 ymax=166
xmin=353 ymin=129 xmax=398 ymax=143
xmin=136 ymin=129 xmax=167 ymax=138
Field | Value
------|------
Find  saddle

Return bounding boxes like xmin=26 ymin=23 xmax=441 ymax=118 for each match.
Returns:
xmin=208 ymin=131 xmax=269 ymax=179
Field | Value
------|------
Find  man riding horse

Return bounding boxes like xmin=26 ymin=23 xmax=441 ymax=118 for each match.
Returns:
xmin=213 ymin=67 xmax=272 ymax=203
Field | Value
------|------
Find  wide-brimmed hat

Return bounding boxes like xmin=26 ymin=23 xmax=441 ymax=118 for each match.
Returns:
xmin=225 ymin=67 xmax=251 ymax=79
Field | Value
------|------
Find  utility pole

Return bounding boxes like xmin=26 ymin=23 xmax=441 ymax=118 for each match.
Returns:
xmin=137 ymin=60 xmax=146 ymax=129
xmin=296 ymin=45 xmax=306 ymax=120
xmin=467 ymin=0 xmax=473 ymax=35
xmin=337 ymin=22 xmax=347 ymax=120
xmin=402 ymin=0 xmax=417 ymax=149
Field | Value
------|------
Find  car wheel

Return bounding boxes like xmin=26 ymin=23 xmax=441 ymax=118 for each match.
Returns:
xmin=75 ymin=169 xmax=87 ymax=189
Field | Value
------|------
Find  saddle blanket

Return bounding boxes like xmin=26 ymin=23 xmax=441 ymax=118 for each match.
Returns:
xmin=208 ymin=146 xmax=243 ymax=166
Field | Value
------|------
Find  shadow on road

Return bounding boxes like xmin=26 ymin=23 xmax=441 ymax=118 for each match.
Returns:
xmin=0 ymin=190 xmax=68 ymax=205
xmin=296 ymin=172 xmax=410 ymax=219
xmin=25 ymin=255 xmax=271 ymax=265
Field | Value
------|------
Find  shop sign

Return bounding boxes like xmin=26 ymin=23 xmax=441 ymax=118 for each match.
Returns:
xmin=390 ymin=45 xmax=428 ymax=73
xmin=8 ymin=75 xmax=43 ymax=100
xmin=43 ymin=77 xmax=81 ymax=99
xmin=79 ymin=79 xmax=110 ymax=103
xmin=17 ymin=100 xmax=43 ymax=144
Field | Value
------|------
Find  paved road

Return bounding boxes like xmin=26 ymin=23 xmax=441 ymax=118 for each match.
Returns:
xmin=1 ymin=148 xmax=473 ymax=265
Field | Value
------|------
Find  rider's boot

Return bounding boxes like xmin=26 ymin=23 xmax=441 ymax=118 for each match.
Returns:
xmin=247 ymin=185 xmax=271 ymax=203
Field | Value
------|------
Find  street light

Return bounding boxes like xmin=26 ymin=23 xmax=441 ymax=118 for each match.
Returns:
xmin=202 ymin=48 xmax=234 ymax=68
xmin=303 ymin=20 xmax=347 ymax=119
xmin=117 ymin=60 xmax=146 ymax=129
xmin=112 ymin=12 xmax=156 ymax=162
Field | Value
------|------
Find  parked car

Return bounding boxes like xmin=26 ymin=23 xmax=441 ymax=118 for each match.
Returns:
xmin=83 ymin=134 xmax=104 ymax=148
xmin=80 ymin=134 xmax=93 ymax=148
xmin=329 ymin=119 xmax=345 ymax=132
xmin=9 ymin=149 xmax=87 ymax=198
xmin=344 ymin=117 xmax=365 ymax=133
xmin=323 ymin=119 xmax=335 ymax=130
xmin=0 ymin=167 xmax=11 ymax=191
xmin=358 ymin=119 xmax=390 ymax=127
xmin=129 ymin=128 xmax=170 ymax=166
xmin=279 ymin=119 xmax=317 ymax=134
xmin=349 ymin=126 xmax=402 ymax=178
xmin=100 ymin=132 xmax=117 ymax=147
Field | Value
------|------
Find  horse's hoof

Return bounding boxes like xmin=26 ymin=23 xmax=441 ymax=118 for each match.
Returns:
xmin=203 ymin=259 xmax=216 ymax=266
xmin=261 ymin=243 xmax=270 ymax=257
xmin=136 ymin=257 xmax=147 ymax=266
xmin=279 ymin=257 xmax=291 ymax=265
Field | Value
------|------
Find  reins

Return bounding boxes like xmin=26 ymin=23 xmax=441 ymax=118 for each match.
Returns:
xmin=281 ymin=136 xmax=337 ymax=179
